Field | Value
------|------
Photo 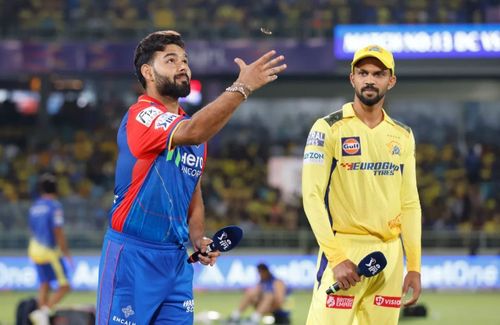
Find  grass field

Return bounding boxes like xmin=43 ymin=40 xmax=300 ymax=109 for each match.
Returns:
xmin=1 ymin=290 xmax=499 ymax=325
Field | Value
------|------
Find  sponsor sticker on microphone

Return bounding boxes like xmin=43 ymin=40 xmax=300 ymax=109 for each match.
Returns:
xmin=325 ymin=295 xmax=355 ymax=309
xmin=373 ymin=295 xmax=401 ymax=308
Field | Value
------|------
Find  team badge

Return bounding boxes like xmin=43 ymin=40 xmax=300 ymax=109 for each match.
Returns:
xmin=386 ymin=140 xmax=401 ymax=156
xmin=341 ymin=137 xmax=361 ymax=156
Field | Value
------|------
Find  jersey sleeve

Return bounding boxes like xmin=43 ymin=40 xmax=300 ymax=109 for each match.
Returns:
xmin=53 ymin=201 xmax=64 ymax=228
xmin=302 ymin=119 xmax=347 ymax=267
xmin=400 ymin=130 xmax=422 ymax=272
xmin=127 ymin=106 xmax=188 ymax=158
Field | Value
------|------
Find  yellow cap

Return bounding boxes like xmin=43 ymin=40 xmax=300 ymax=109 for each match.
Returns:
xmin=351 ymin=45 xmax=395 ymax=75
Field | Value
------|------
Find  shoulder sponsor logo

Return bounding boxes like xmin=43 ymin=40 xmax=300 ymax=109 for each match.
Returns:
xmin=373 ymin=295 xmax=401 ymax=308
xmin=326 ymin=295 xmax=355 ymax=309
xmin=303 ymin=151 xmax=325 ymax=164
xmin=341 ymin=137 xmax=361 ymax=156
xmin=155 ymin=112 xmax=179 ymax=131
xmin=136 ymin=106 xmax=163 ymax=127
xmin=306 ymin=131 xmax=325 ymax=147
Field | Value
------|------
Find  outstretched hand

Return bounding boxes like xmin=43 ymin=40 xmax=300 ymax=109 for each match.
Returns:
xmin=233 ymin=50 xmax=287 ymax=92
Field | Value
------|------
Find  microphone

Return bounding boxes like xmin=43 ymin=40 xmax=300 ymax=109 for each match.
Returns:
xmin=326 ymin=251 xmax=387 ymax=295
xmin=187 ymin=225 xmax=243 ymax=264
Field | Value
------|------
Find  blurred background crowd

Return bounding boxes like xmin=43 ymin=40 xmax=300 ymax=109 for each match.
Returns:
xmin=1 ymin=0 xmax=500 ymax=40
xmin=0 ymin=0 xmax=499 ymax=251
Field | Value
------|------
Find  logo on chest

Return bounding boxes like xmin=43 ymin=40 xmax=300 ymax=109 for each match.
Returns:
xmin=166 ymin=148 xmax=204 ymax=178
xmin=341 ymin=137 xmax=361 ymax=156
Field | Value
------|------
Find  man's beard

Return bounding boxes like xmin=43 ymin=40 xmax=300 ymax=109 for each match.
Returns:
xmin=154 ymin=71 xmax=191 ymax=99
xmin=355 ymin=86 xmax=385 ymax=106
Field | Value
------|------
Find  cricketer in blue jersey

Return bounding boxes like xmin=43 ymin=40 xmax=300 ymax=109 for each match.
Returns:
xmin=28 ymin=173 xmax=71 ymax=325
xmin=229 ymin=263 xmax=290 ymax=324
xmin=95 ymin=30 xmax=287 ymax=324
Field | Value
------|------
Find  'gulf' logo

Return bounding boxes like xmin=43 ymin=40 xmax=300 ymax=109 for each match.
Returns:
xmin=341 ymin=137 xmax=361 ymax=156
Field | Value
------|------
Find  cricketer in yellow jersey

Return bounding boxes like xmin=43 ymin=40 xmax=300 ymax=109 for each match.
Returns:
xmin=302 ymin=45 xmax=422 ymax=325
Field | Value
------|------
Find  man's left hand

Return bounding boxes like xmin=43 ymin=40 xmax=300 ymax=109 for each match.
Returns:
xmin=195 ymin=236 xmax=220 ymax=266
xmin=402 ymin=271 xmax=421 ymax=306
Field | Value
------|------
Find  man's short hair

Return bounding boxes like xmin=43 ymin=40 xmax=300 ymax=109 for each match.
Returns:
xmin=257 ymin=263 xmax=270 ymax=272
xmin=39 ymin=173 xmax=57 ymax=194
xmin=134 ymin=31 xmax=185 ymax=89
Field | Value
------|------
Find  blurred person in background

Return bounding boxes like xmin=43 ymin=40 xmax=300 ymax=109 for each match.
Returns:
xmin=228 ymin=263 xmax=290 ymax=325
xmin=302 ymin=45 xmax=421 ymax=325
xmin=28 ymin=173 xmax=71 ymax=325
xmin=95 ymin=30 xmax=287 ymax=324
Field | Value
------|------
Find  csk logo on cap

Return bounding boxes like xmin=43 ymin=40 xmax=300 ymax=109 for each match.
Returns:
xmin=351 ymin=44 xmax=395 ymax=75
xmin=342 ymin=137 xmax=361 ymax=156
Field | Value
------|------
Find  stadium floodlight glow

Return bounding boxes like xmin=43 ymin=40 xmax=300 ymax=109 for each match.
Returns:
xmin=334 ymin=24 xmax=500 ymax=59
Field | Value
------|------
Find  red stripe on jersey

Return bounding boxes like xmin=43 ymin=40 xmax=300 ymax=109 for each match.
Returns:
xmin=111 ymin=158 xmax=155 ymax=231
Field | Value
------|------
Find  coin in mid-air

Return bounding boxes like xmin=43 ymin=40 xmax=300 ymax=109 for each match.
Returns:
xmin=260 ymin=27 xmax=272 ymax=35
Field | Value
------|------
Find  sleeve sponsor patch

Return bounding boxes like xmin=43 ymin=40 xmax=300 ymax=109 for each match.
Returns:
xmin=303 ymin=151 xmax=325 ymax=164
xmin=155 ymin=112 xmax=180 ymax=131
xmin=136 ymin=106 xmax=163 ymax=127
xmin=54 ymin=208 xmax=64 ymax=226
xmin=306 ymin=131 xmax=325 ymax=147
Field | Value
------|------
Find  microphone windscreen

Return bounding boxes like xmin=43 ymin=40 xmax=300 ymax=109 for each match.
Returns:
xmin=211 ymin=225 xmax=243 ymax=252
xmin=357 ymin=251 xmax=387 ymax=277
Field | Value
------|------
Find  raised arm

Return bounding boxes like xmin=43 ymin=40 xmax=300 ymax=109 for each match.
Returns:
xmin=172 ymin=50 xmax=287 ymax=146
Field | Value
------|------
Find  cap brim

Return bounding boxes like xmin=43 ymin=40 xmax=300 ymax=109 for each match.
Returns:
xmin=352 ymin=54 xmax=393 ymax=72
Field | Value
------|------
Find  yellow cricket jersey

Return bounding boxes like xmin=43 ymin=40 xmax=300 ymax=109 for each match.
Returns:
xmin=302 ymin=103 xmax=422 ymax=272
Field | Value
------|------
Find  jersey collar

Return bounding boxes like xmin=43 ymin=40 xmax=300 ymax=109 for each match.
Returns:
xmin=137 ymin=94 xmax=187 ymax=115
xmin=344 ymin=102 xmax=396 ymax=126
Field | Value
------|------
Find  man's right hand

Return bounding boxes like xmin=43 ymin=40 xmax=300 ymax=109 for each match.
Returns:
xmin=333 ymin=259 xmax=361 ymax=290
xmin=233 ymin=50 xmax=287 ymax=92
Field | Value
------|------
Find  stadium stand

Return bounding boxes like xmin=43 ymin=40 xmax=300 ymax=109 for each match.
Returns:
xmin=0 ymin=0 xmax=499 ymax=252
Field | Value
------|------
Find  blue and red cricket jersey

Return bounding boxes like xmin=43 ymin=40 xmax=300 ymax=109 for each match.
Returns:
xmin=109 ymin=94 xmax=206 ymax=244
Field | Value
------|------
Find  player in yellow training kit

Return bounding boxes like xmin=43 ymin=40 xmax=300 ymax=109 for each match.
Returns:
xmin=302 ymin=45 xmax=422 ymax=325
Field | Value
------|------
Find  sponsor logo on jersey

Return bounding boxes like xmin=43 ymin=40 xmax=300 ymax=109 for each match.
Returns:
xmin=306 ymin=131 xmax=325 ymax=147
xmin=136 ymin=107 xmax=162 ymax=127
xmin=340 ymin=161 xmax=400 ymax=176
xmin=183 ymin=299 xmax=195 ymax=312
xmin=373 ymin=295 xmax=401 ymax=308
xmin=155 ymin=112 xmax=179 ymax=131
xmin=341 ymin=137 xmax=361 ymax=156
xmin=303 ymin=151 xmax=325 ymax=164
xmin=325 ymin=295 xmax=355 ymax=309
xmin=110 ymin=305 xmax=136 ymax=325
xmin=388 ymin=214 xmax=401 ymax=229
xmin=167 ymin=148 xmax=204 ymax=177
xmin=112 ymin=316 xmax=136 ymax=325
xmin=122 ymin=305 xmax=135 ymax=318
